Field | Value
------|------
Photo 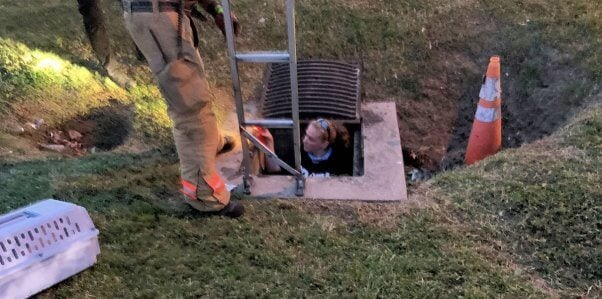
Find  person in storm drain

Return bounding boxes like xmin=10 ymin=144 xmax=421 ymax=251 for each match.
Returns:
xmin=256 ymin=118 xmax=353 ymax=177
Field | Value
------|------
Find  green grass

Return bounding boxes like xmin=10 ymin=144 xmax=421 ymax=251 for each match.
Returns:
xmin=1 ymin=153 xmax=543 ymax=297
xmin=0 ymin=0 xmax=601 ymax=297
xmin=0 ymin=39 xmax=115 ymax=114
xmin=434 ymin=105 xmax=602 ymax=295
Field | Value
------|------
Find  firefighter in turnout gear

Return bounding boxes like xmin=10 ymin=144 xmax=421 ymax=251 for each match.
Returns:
xmin=122 ymin=0 xmax=243 ymax=217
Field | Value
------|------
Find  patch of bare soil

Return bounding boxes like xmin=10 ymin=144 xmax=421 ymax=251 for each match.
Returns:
xmin=396 ymin=77 xmax=462 ymax=170
xmin=21 ymin=99 xmax=134 ymax=156
xmin=392 ymin=52 xmax=479 ymax=173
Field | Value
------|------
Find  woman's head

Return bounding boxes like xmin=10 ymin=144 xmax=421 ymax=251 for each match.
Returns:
xmin=302 ymin=118 xmax=336 ymax=155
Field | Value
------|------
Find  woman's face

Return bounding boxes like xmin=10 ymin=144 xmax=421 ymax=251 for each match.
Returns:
xmin=302 ymin=124 xmax=329 ymax=154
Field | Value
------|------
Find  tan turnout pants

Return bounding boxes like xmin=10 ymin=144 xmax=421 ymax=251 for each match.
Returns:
xmin=123 ymin=1 xmax=229 ymax=211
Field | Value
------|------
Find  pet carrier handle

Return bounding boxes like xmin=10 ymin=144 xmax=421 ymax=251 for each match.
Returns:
xmin=0 ymin=211 xmax=37 ymax=229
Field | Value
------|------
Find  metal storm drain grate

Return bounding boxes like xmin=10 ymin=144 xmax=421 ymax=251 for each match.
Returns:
xmin=260 ymin=60 xmax=362 ymax=121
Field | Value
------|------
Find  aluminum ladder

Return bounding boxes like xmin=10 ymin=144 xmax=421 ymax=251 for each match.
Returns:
xmin=221 ymin=0 xmax=304 ymax=196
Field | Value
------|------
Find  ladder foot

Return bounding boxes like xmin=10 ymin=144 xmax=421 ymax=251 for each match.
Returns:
xmin=295 ymin=178 xmax=305 ymax=197
xmin=243 ymin=177 xmax=252 ymax=195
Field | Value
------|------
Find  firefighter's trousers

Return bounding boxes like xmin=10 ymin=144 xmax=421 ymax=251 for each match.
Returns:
xmin=123 ymin=5 xmax=229 ymax=211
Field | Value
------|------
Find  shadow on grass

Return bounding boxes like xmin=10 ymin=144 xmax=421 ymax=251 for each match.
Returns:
xmin=61 ymin=100 xmax=134 ymax=151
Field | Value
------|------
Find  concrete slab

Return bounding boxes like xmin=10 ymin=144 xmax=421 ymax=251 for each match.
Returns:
xmin=216 ymin=102 xmax=407 ymax=202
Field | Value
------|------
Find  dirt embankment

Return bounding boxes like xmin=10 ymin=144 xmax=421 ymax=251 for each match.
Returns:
xmin=395 ymin=21 xmax=597 ymax=173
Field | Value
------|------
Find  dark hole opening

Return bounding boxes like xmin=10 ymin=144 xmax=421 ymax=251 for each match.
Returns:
xmin=259 ymin=120 xmax=363 ymax=177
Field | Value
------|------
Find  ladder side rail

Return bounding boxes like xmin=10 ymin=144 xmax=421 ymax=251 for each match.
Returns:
xmin=221 ymin=0 xmax=305 ymax=196
xmin=221 ymin=0 xmax=253 ymax=193
xmin=286 ymin=0 xmax=304 ymax=195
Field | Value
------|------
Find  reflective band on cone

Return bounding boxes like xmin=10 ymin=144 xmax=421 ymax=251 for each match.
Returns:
xmin=465 ymin=56 xmax=502 ymax=165
xmin=475 ymin=106 xmax=500 ymax=122
xmin=479 ymin=76 xmax=501 ymax=104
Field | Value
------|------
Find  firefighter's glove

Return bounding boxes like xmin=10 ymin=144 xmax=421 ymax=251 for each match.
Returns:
xmin=214 ymin=11 xmax=240 ymax=38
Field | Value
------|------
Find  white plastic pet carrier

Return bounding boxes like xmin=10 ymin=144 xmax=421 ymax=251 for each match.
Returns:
xmin=0 ymin=199 xmax=100 ymax=298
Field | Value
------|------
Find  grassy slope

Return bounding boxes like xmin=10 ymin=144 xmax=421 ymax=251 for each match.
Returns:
xmin=0 ymin=0 xmax=600 ymax=297
xmin=435 ymin=105 xmax=601 ymax=294
xmin=0 ymin=0 xmax=172 ymax=148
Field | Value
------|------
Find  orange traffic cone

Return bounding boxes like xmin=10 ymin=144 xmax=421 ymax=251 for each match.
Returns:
xmin=465 ymin=56 xmax=502 ymax=165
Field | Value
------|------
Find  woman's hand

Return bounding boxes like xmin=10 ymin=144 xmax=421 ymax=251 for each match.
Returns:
xmin=251 ymin=126 xmax=280 ymax=172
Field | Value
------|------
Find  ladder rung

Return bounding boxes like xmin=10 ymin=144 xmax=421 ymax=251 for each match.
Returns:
xmin=235 ymin=52 xmax=290 ymax=63
xmin=244 ymin=119 xmax=294 ymax=128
